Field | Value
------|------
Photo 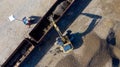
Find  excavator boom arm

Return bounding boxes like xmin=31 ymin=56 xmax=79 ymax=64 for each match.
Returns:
xmin=48 ymin=15 xmax=63 ymax=38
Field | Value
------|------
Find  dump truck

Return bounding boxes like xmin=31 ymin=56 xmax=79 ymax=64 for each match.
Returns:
xmin=2 ymin=38 xmax=35 ymax=67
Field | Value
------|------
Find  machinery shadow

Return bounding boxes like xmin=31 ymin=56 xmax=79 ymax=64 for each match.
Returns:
xmin=70 ymin=32 xmax=83 ymax=49
xmin=68 ymin=13 xmax=102 ymax=49
xmin=29 ymin=16 xmax=41 ymax=24
xmin=80 ymin=13 xmax=102 ymax=36
xmin=20 ymin=0 xmax=92 ymax=66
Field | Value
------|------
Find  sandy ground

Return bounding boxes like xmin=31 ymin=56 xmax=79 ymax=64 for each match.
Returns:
xmin=0 ymin=0 xmax=120 ymax=67
xmin=0 ymin=0 xmax=55 ymax=65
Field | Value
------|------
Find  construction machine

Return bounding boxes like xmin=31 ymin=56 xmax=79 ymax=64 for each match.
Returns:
xmin=48 ymin=15 xmax=73 ymax=53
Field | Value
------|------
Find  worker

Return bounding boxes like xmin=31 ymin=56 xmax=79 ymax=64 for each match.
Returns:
xmin=22 ymin=17 xmax=31 ymax=27
xmin=55 ymin=37 xmax=64 ymax=46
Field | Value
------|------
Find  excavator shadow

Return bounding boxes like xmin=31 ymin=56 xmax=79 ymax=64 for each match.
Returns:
xmin=69 ymin=32 xmax=83 ymax=49
xmin=80 ymin=13 xmax=102 ymax=36
xmin=67 ymin=13 xmax=102 ymax=49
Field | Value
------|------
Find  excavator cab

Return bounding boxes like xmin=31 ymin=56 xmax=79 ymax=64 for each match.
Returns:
xmin=60 ymin=36 xmax=73 ymax=53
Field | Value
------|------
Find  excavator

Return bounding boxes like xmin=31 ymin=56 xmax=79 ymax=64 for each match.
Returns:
xmin=48 ymin=15 xmax=73 ymax=53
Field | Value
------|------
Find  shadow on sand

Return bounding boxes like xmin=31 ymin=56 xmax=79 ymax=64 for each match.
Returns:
xmin=112 ymin=57 xmax=119 ymax=67
xmin=69 ymin=13 xmax=102 ymax=49
xmin=29 ymin=16 xmax=41 ymax=24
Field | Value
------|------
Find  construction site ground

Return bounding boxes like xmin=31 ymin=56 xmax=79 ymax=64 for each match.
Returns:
xmin=0 ymin=0 xmax=120 ymax=67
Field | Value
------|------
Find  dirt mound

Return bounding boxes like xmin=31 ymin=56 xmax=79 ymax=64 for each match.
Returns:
xmin=94 ymin=18 xmax=114 ymax=39
xmin=88 ymin=40 xmax=111 ymax=67
xmin=73 ymin=33 xmax=102 ymax=67
xmin=114 ymin=23 xmax=120 ymax=49
xmin=55 ymin=54 xmax=80 ymax=67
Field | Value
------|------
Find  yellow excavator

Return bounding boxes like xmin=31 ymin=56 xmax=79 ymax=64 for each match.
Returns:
xmin=48 ymin=15 xmax=73 ymax=53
